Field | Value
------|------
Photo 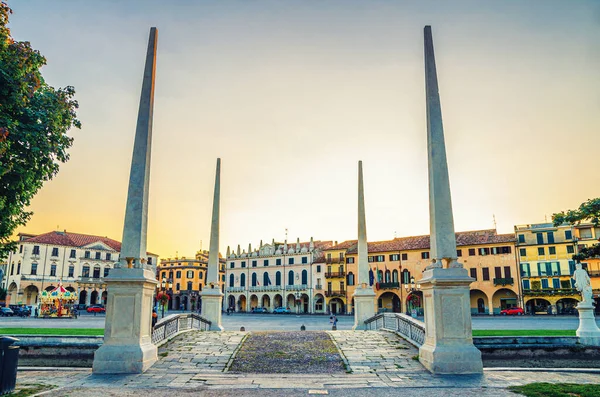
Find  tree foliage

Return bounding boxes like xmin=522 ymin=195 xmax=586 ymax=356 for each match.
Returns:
xmin=0 ymin=2 xmax=80 ymax=259
xmin=552 ymin=198 xmax=600 ymax=261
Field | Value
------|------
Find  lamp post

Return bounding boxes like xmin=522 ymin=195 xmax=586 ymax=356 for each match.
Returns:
xmin=295 ymin=292 xmax=301 ymax=314
xmin=404 ymin=276 xmax=421 ymax=317
xmin=158 ymin=278 xmax=171 ymax=318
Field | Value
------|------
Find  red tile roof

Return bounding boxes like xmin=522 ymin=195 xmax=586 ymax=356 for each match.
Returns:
xmin=344 ymin=230 xmax=515 ymax=254
xmin=21 ymin=231 xmax=158 ymax=256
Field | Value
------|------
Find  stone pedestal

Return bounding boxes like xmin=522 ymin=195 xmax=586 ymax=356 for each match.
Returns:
xmin=352 ymin=285 xmax=376 ymax=330
xmin=418 ymin=267 xmax=482 ymax=374
xmin=576 ymin=303 xmax=600 ymax=346
xmin=201 ymin=286 xmax=224 ymax=331
xmin=92 ymin=268 xmax=158 ymax=374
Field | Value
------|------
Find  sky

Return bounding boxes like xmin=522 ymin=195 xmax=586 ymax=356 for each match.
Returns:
xmin=7 ymin=0 xmax=600 ymax=259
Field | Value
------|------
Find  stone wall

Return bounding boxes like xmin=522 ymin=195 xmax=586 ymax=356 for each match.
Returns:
xmin=15 ymin=335 xmax=102 ymax=367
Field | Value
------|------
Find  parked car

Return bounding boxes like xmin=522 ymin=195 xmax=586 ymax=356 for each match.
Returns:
xmin=87 ymin=305 xmax=106 ymax=313
xmin=500 ymin=307 xmax=524 ymax=316
xmin=273 ymin=307 xmax=291 ymax=314
xmin=9 ymin=305 xmax=30 ymax=317
xmin=73 ymin=304 xmax=88 ymax=311
xmin=0 ymin=307 xmax=14 ymax=317
xmin=251 ymin=307 xmax=268 ymax=314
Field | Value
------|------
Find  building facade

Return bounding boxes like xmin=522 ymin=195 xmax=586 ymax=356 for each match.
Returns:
xmin=156 ymin=250 xmax=226 ymax=311
xmin=3 ymin=231 xmax=159 ymax=307
xmin=516 ymin=222 xmax=600 ymax=314
xmin=224 ymin=238 xmax=333 ymax=313
xmin=325 ymin=229 xmax=518 ymax=316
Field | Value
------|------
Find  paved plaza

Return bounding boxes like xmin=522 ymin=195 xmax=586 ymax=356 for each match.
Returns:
xmin=16 ymin=329 xmax=600 ymax=396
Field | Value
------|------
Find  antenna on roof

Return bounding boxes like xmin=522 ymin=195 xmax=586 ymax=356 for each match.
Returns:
xmin=285 ymin=228 xmax=288 ymax=242
xmin=200 ymin=240 xmax=202 ymax=251
xmin=394 ymin=231 xmax=397 ymax=238
xmin=493 ymin=214 xmax=497 ymax=230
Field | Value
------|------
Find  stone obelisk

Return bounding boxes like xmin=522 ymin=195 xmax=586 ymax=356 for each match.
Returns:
xmin=93 ymin=27 xmax=159 ymax=374
xmin=200 ymin=158 xmax=224 ymax=331
xmin=417 ymin=26 xmax=482 ymax=374
xmin=352 ymin=161 xmax=376 ymax=330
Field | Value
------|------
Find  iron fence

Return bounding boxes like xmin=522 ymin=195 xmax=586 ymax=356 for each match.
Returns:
xmin=151 ymin=313 xmax=211 ymax=345
xmin=364 ymin=312 xmax=425 ymax=347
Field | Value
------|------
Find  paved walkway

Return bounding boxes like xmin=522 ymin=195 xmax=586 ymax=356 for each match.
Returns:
xmin=15 ymin=329 xmax=600 ymax=396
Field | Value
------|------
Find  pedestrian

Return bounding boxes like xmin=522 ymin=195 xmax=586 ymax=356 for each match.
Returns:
xmin=329 ymin=315 xmax=333 ymax=325
xmin=152 ymin=308 xmax=158 ymax=327
xmin=333 ymin=315 xmax=338 ymax=328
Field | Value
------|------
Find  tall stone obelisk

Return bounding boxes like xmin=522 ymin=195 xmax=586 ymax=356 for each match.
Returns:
xmin=200 ymin=158 xmax=224 ymax=331
xmin=93 ymin=27 xmax=159 ymax=374
xmin=418 ymin=25 xmax=482 ymax=374
xmin=352 ymin=161 xmax=376 ymax=330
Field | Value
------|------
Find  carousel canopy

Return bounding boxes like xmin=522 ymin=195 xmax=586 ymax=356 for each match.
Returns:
xmin=40 ymin=282 xmax=77 ymax=301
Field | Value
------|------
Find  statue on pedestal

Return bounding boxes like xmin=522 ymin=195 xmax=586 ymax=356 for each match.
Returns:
xmin=573 ymin=263 xmax=594 ymax=306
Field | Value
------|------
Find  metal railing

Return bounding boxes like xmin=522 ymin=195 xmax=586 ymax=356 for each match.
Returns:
xmin=364 ymin=312 xmax=426 ymax=347
xmin=325 ymin=257 xmax=344 ymax=264
xmin=523 ymin=288 xmax=578 ymax=296
xmin=325 ymin=290 xmax=346 ymax=297
xmin=325 ymin=271 xmax=346 ymax=278
xmin=151 ymin=313 xmax=211 ymax=345
xmin=378 ymin=282 xmax=400 ymax=289
xmin=493 ymin=277 xmax=514 ymax=286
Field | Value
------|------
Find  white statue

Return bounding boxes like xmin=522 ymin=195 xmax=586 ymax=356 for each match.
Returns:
xmin=573 ymin=263 xmax=594 ymax=306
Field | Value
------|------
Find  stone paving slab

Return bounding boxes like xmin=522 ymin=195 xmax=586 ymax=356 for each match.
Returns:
xmin=14 ymin=330 xmax=600 ymax=394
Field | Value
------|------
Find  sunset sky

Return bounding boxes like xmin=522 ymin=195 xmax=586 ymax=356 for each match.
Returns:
xmin=8 ymin=0 xmax=600 ymax=259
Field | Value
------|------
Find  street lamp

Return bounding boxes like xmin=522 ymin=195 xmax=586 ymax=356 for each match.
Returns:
xmin=294 ymin=292 xmax=301 ymax=314
xmin=158 ymin=278 xmax=171 ymax=318
xmin=404 ymin=277 xmax=421 ymax=317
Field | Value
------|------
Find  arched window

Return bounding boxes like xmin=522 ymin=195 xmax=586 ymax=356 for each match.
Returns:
xmin=288 ymin=270 xmax=294 ymax=286
xmin=82 ymin=265 xmax=90 ymax=278
xmin=263 ymin=272 xmax=269 ymax=286
xmin=187 ymin=281 xmax=192 ymax=291
xmin=240 ymin=273 xmax=246 ymax=287
xmin=377 ymin=270 xmax=383 ymax=283
xmin=369 ymin=269 xmax=374 ymax=286
xmin=385 ymin=270 xmax=391 ymax=283
xmin=392 ymin=269 xmax=399 ymax=283
xmin=169 ymin=271 xmax=173 ymax=279
xmin=229 ymin=274 xmax=234 ymax=287
xmin=252 ymin=272 xmax=257 ymax=287
xmin=347 ymin=272 xmax=355 ymax=286
xmin=275 ymin=271 xmax=281 ymax=286
xmin=93 ymin=266 xmax=101 ymax=278
xmin=301 ymin=270 xmax=308 ymax=285
xmin=104 ymin=266 xmax=110 ymax=277
xmin=402 ymin=269 xmax=411 ymax=284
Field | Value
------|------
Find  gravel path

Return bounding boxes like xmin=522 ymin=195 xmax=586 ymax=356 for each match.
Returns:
xmin=228 ymin=331 xmax=345 ymax=374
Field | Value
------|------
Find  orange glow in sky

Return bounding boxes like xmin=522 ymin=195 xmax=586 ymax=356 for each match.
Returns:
xmin=8 ymin=1 xmax=600 ymax=259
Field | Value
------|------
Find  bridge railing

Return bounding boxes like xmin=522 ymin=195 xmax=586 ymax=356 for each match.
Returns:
xmin=364 ymin=312 xmax=426 ymax=347
xmin=151 ymin=313 xmax=211 ymax=345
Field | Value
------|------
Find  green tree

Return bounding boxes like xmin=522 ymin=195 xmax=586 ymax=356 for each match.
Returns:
xmin=0 ymin=2 xmax=80 ymax=259
xmin=552 ymin=198 xmax=600 ymax=262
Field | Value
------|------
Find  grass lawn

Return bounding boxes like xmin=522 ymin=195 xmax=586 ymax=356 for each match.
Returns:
xmin=509 ymin=382 xmax=600 ymax=397
xmin=0 ymin=328 xmax=103 ymax=336
xmin=473 ymin=329 xmax=575 ymax=337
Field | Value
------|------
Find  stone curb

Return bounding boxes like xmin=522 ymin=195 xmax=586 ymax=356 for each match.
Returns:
xmin=223 ymin=332 xmax=249 ymax=372
xmin=484 ymin=367 xmax=600 ymax=373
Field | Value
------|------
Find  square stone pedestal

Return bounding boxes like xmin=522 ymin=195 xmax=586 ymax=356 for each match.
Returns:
xmin=92 ymin=268 xmax=158 ymax=374
xmin=418 ymin=267 xmax=483 ymax=374
xmin=201 ymin=286 xmax=224 ymax=331
xmin=576 ymin=303 xmax=600 ymax=346
xmin=352 ymin=285 xmax=376 ymax=330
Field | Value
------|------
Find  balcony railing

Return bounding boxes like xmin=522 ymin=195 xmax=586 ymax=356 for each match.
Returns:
xmin=523 ymin=288 xmax=578 ymax=296
xmin=493 ymin=277 xmax=514 ymax=286
xmin=325 ymin=271 xmax=346 ymax=278
xmin=325 ymin=257 xmax=343 ymax=264
xmin=286 ymin=284 xmax=308 ymax=291
xmin=325 ymin=290 xmax=346 ymax=297
xmin=378 ymin=282 xmax=400 ymax=289
xmin=249 ymin=286 xmax=280 ymax=292
xmin=226 ymin=286 xmax=245 ymax=293
xmin=315 ymin=285 xmax=323 ymax=290
xmin=589 ymin=270 xmax=600 ymax=277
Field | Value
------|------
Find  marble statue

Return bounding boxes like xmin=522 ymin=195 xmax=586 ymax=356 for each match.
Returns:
xmin=573 ymin=263 xmax=594 ymax=306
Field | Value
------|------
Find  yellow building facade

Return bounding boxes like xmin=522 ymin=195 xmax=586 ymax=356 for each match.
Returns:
xmin=573 ymin=223 xmax=600 ymax=313
xmin=326 ymin=229 xmax=518 ymax=316
xmin=157 ymin=250 xmax=225 ymax=311
xmin=515 ymin=223 xmax=583 ymax=314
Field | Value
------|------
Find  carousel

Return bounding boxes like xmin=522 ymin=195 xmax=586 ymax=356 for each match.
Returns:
xmin=39 ymin=282 xmax=78 ymax=317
